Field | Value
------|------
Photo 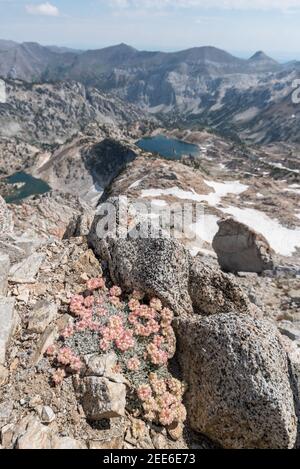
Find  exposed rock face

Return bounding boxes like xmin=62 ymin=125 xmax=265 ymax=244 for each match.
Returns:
xmin=27 ymin=301 xmax=58 ymax=334
xmin=212 ymin=217 xmax=274 ymax=273
xmin=84 ymin=353 xmax=127 ymax=384
xmin=51 ymin=437 xmax=86 ymax=450
xmin=16 ymin=417 xmax=53 ymax=450
xmin=0 ymin=297 xmax=17 ymax=365
xmin=13 ymin=415 xmax=85 ymax=449
xmin=188 ymin=256 xmax=254 ymax=316
xmin=0 ymin=195 xmax=13 ymax=235
xmin=63 ymin=213 xmax=95 ymax=239
xmin=81 ymin=376 xmax=126 ymax=421
xmin=0 ymin=80 xmax=143 ymax=145
xmin=0 ymin=254 xmax=10 ymax=296
xmin=89 ymin=206 xmax=255 ymax=317
xmin=89 ymin=221 xmax=193 ymax=316
xmin=175 ymin=312 xmax=297 ymax=449
xmin=9 ymin=253 xmax=45 ymax=284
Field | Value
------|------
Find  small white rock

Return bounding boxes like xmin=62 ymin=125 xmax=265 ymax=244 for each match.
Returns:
xmin=40 ymin=406 xmax=56 ymax=424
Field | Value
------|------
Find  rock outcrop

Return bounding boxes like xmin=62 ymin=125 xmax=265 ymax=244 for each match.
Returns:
xmin=0 ymin=254 xmax=10 ymax=296
xmin=80 ymin=377 xmax=126 ymax=421
xmin=188 ymin=256 xmax=255 ymax=316
xmin=0 ymin=297 xmax=18 ymax=365
xmin=89 ymin=202 xmax=193 ymax=315
xmin=89 ymin=206 xmax=254 ymax=317
xmin=212 ymin=217 xmax=274 ymax=273
xmin=175 ymin=312 xmax=298 ymax=449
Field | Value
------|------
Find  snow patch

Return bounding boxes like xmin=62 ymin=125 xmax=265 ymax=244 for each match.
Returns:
xmin=220 ymin=206 xmax=300 ymax=257
xmin=141 ymin=180 xmax=248 ymax=207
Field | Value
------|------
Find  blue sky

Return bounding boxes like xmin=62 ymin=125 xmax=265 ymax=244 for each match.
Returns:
xmin=1 ymin=0 xmax=300 ymax=60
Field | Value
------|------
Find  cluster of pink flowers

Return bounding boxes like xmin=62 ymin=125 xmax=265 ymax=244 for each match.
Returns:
xmin=146 ymin=342 xmax=169 ymax=366
xmin=150 ymin=298 xmax=163 ymax=312
xmin=137 ymin=384 xmax=153 ymax=401
xmin=99 ymin=316 xmax=135 ymax=353
xmin=61 ymin=323 xmax=75 ymax=339
xmin=57 ymin=347 xmax=83 ymax=373
xmin=76 ymin=315 xmax=100 ymax=333
xmin=109 ymin=286 xmax=122 ymax=297
xmin=127 ymin=357 xmax=141 ymax=372
xmin=138 ymin=374 xmax=187 ymax=427
xmin=109 ymin=296 xmax=122 ymax=308
xmin=128 ymin=305 xmax=160 ymax=338
xmin=69 ymin=294 xmax=93 ymax=319
xmin=48 ymin=276 xmax=185 ymax=427
xmin=87 ymin=277 xmax=105 ymax=291
xmin=128 ymin=298 xmax=140 ymax=311
xmin=161 ymin=307 xmax=174 ymax=326
xmin=48 ymin=346 xmax=83 ymax=386
xmin=106 ymin=286 xmax=123 ymax=308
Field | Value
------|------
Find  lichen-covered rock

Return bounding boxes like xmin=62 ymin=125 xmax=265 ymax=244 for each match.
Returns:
xmin=188 ymin=256 xmax=256 ymax=316
xmin=89 ymin=204 xmax=193 ymax=315
xmin=81 ymin=376 xmax=126 ymax=421
xmin=175 ymin=312 xmax=297 ymax=449
xmin=212 ymin=217 xmax=274 ymax=273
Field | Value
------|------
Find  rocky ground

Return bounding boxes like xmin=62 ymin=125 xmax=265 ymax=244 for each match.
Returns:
xmin=0 ymin=123 xmax=300 ymax=450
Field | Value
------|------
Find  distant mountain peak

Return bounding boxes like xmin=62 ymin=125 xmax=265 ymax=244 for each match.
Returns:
xmin=249 ymin=51 xmax=278 ymax=63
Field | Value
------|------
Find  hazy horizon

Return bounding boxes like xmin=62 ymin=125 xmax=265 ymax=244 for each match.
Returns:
xmin=1 ymin=1 xmax=300 ymax=62
xmin=1 ymin=37 xmax=299 ymax=64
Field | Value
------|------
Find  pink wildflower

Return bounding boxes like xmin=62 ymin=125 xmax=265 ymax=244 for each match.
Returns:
xmin=96 ymin=306 xmax=108 ymax=317
xmin=150 ymin=298 xmax=162 ymax=312
xmin=109 ymin=296 xmax=122 ymax=308
xmin=161 ymin=307 xmax=174 ymax=325
xmin=137 ymin=384 xmax=152 ymax=401
xmin=128 ymin=311 xmax=139 ymax=325
xmin=115 ymin=330 xmax=135 ymax=352
xmin=109 ymin=286 xmax=122 ymax=297
xmin=100 ymin=338 xmax=111 ymax=352
xmin=61 ymin=324 xmax=74 ymax=339
xmin=159 ymin=408 xmax=174 ymax=426
xmin=84 ymin=296 xmax=95 ymax=308
xmin=151 ymin=378 xmax=167 ymax=396
xmin=152 ymin=335 xmax=165 ymax=348
xmin=127 ymin=357 xmax=141 ymax=372
xmin=147 ymin=343 xmax=168 ymax=366
xmin=87 ymin=277 xmax=105 ymax=291
xmin=46 ymin=344 xmax=58 ymax=357
xmin=69 ymin=294 xmax=91 ymax=319
xmin=57 ymin=347 xmax=74 ymax=366
xmin=128 ymin=298 xmax=140 ymax=311
xmin=57 ymin=348 xmax=82 ymax=373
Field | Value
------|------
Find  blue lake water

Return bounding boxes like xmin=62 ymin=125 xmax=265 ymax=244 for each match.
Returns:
xmin=137 ymin=135 xmax=199 ymax=160
xmin=4 ymin=171 xmax=51 ymax=204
